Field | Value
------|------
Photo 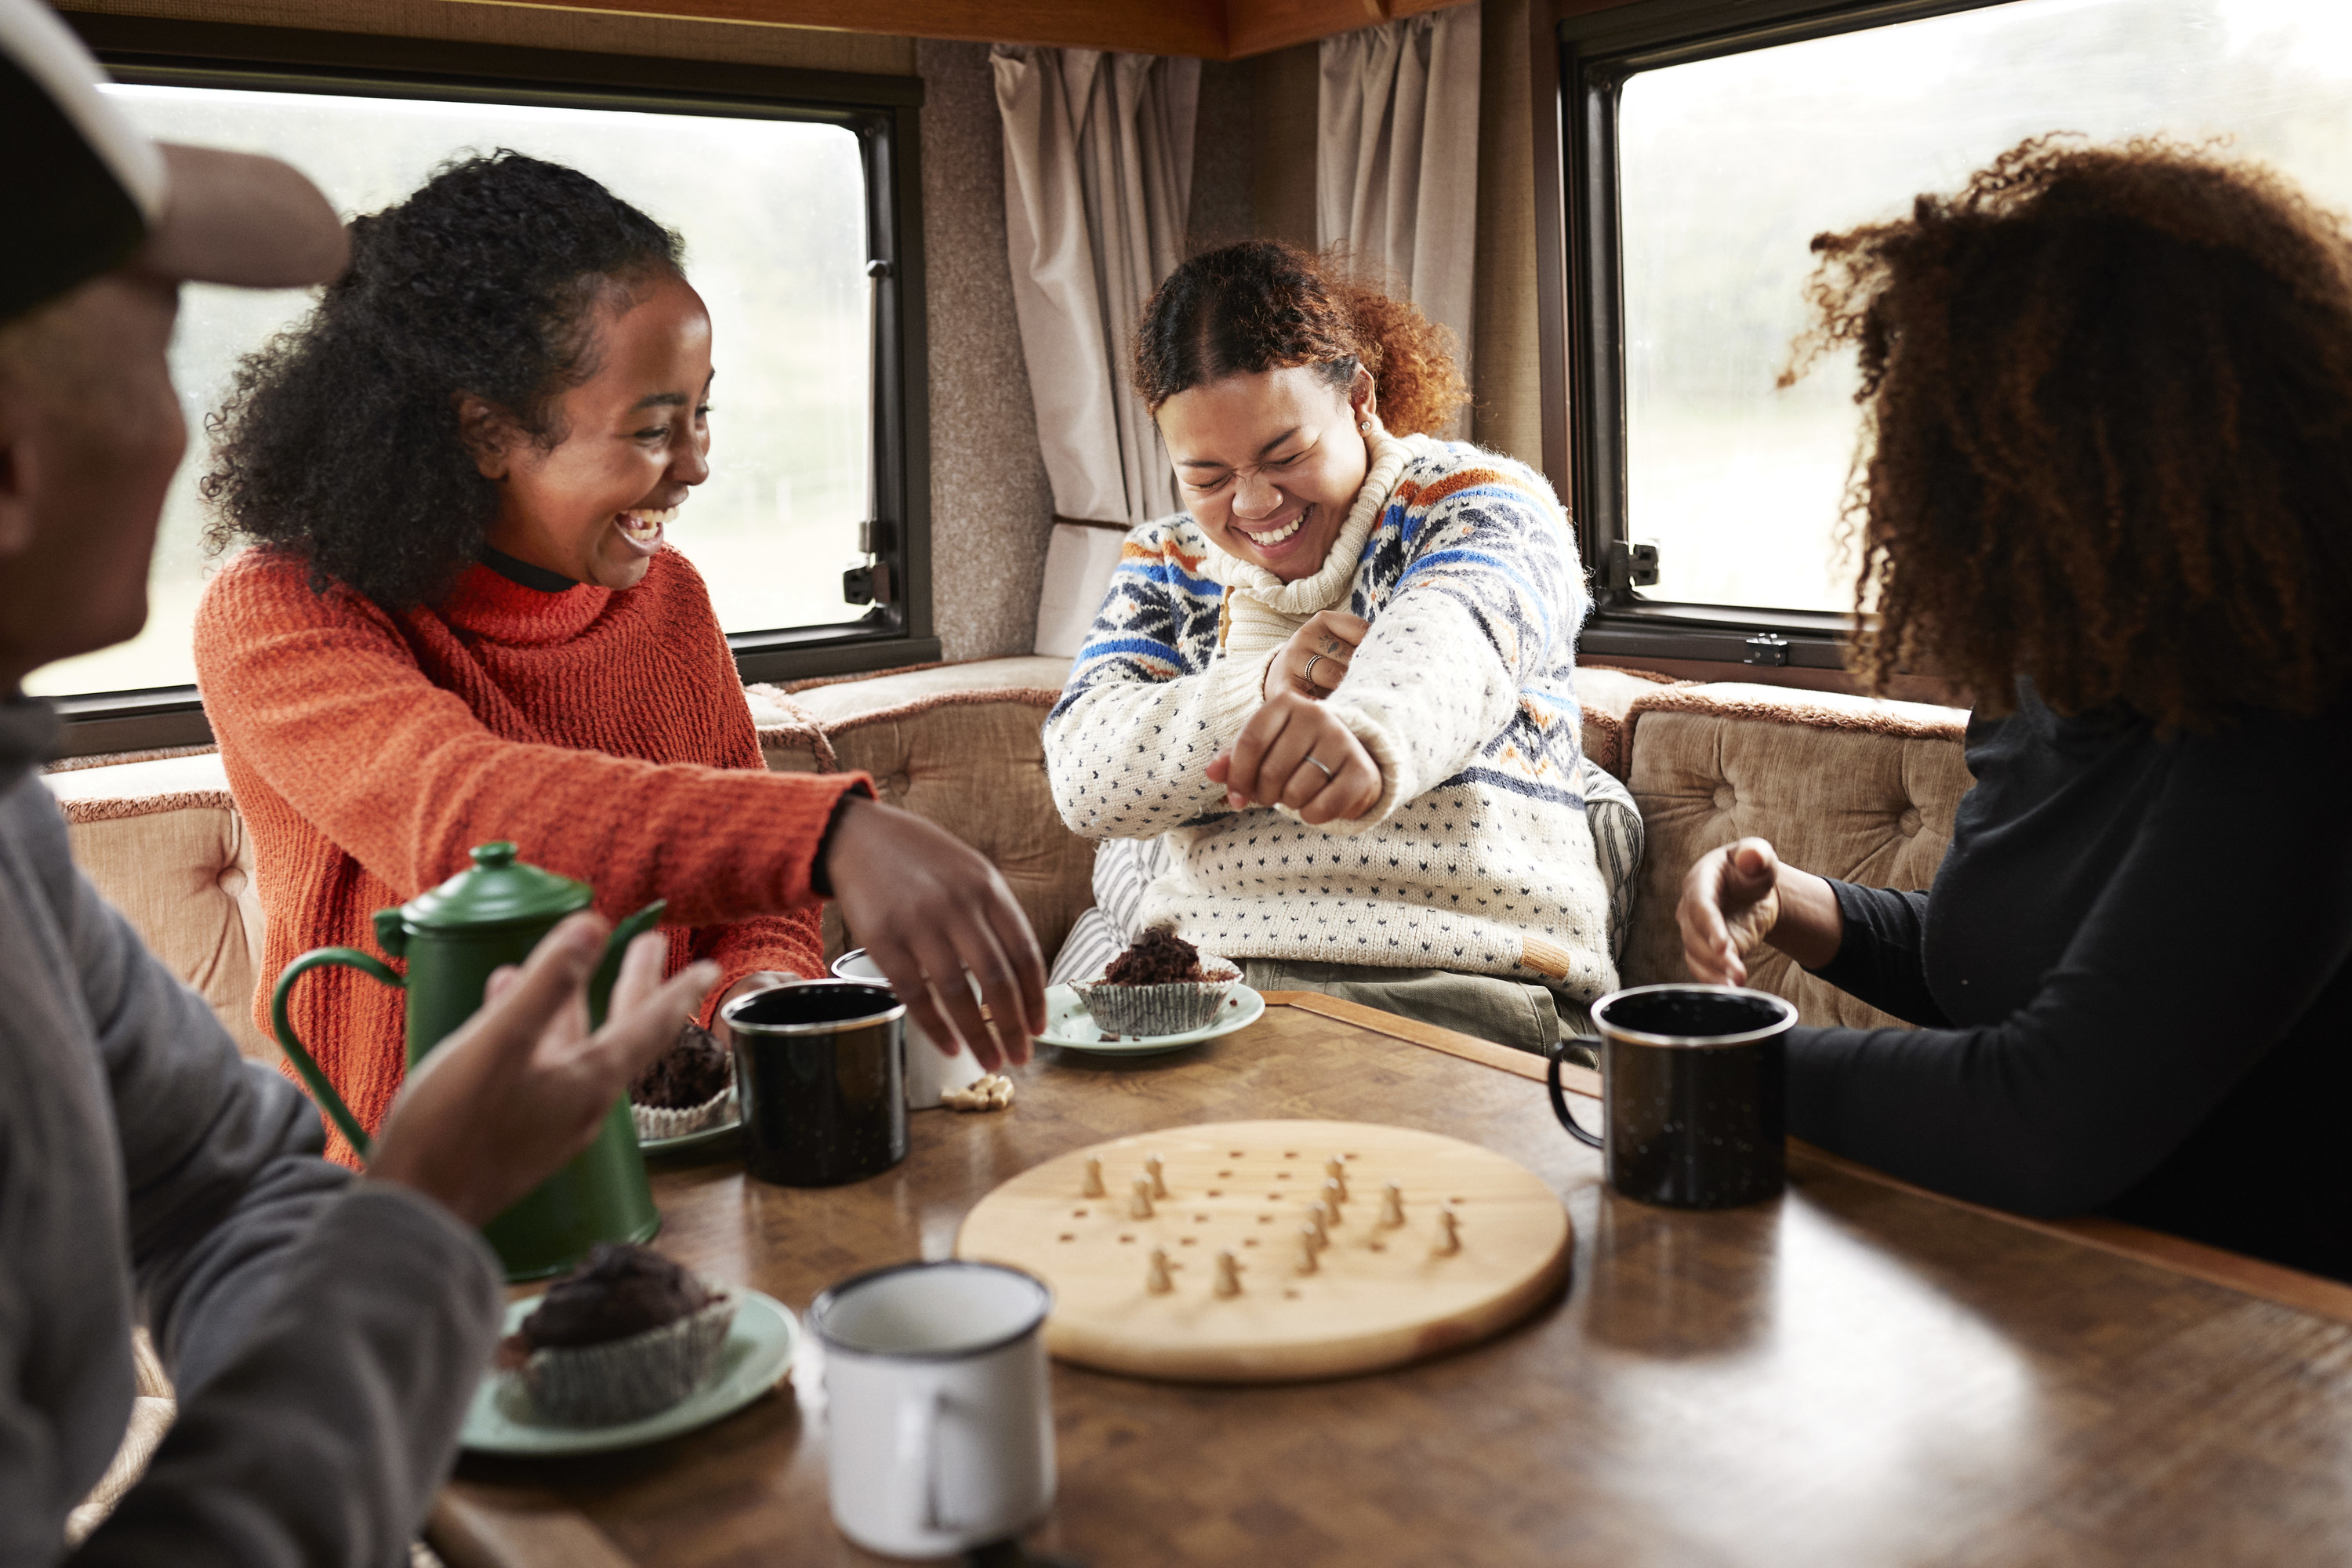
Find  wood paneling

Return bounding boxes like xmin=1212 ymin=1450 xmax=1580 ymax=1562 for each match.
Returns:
xmin=1226 ymin=0 xmax=1457 ymax=57
xmin=485 ymin=0 xmax=1229 ymax=56
xmin=64 ymin=0 xmax=916 ymax=73
xmin=447 ymin=998 xmax=2352 ymax=1566
xmin=76 ymin=0 xmax=1617 ymax=64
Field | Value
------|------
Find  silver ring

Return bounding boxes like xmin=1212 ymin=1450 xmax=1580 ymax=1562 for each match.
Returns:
xmin=1304 ymin=753 xmax=1337 ymax=779
xmin=1303 ymin=652 xmax=1327 ymax=685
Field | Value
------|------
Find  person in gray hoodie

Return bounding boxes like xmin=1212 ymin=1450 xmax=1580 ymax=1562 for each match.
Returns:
xmin=0 ymin=2 xmax=723 ymax=1559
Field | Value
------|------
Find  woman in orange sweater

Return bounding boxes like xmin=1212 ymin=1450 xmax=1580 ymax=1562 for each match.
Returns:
xmin=194 ymin=153 xmax=1041 ymax=1160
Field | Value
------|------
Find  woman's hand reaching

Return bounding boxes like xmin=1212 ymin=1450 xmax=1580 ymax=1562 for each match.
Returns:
xmin=1209 ymin=689 xmax=1382 ymax=825
xmin=1677 ymin=837 xmax=1844 ymax=985
xmin=820 ymin=795 xmax=1047 ymax=1072
xmin=367 ymin=915 xmax=716 ymax=1228
xmin=1262 ymin=611 xmax=1370 ymax=701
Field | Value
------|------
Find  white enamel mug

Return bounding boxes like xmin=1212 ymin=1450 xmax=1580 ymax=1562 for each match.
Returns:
xmin=810 ymin=1261 xmax=1057 ymax=1559
xmin=831 ymin=948 xmax=989 ymax=1109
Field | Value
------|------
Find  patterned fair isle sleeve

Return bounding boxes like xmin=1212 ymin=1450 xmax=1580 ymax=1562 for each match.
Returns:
xmin=1580 ymin=755 xmax=1645 ymax=962
xmin=1321 ymin=467 xmax=1587 ymax=829
xmin=1044 ymin=522 xmax=1262 ymax=840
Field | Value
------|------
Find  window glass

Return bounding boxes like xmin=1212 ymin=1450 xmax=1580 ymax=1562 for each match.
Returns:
xmin=1618 ymin=0 xmax=2352 ymax=613
xmin=30 ymin=83 xmax=871 ymax=699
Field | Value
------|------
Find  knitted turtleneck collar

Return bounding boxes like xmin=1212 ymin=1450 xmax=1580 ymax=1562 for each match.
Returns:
xmin=1196 ymin=429 xmax=1420 ymax=614
xmin=437 ymin=561 xmax=614 ymax=648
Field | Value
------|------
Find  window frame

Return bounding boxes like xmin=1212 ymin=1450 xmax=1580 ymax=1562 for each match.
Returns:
xmin=56 ymin=13 xmax=934 ymax=756
xmin=1537 ymin=0 xmax=2014 ymax=673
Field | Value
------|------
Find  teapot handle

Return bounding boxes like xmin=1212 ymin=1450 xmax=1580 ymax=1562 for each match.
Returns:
xmin=586 ymin=901 xmax=669 ymax=1029
xmin=270 ymin=947 xmax=401 ymax=1161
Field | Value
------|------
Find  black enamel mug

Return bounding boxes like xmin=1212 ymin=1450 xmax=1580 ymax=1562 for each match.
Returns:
xmin=723 ymin=980 xmax=908 ymax=1188
xmin=1548 ymin=984 xmax=1796 ymax=1210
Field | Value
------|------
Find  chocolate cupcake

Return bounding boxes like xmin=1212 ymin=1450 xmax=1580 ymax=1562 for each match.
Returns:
xmin=630 ymin=1020 xmax=735 ymax=1142
xmin=503 ymin=1243 xmax=736 ymax=1425
xmin=1078 ymin=928 xmax=1240 ymax=1036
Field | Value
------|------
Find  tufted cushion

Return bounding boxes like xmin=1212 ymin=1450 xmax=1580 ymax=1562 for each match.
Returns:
xmin=1617 ymin=683 xmax=1973 ymax=1029
xmin=45 ymin=753 xmax=272 ymax=1062
xmin=1573 ymin=664 xmax=1678 ymax=781
xmin=751 ymin=657 xmax=1096 ymax=967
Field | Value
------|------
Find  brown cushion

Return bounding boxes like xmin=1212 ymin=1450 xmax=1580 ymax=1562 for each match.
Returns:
xmin=754 ymin=658 xmax=1095 ymax=967
xmin=1575 ymin=664 xmax=1678 ymax=781
xmin=47 ymin=753 xmax=272 ymax=1062
xmin=1618 ymin=684 xmax=1972 ymax=1029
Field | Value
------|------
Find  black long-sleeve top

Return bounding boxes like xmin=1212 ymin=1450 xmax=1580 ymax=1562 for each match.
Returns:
xmin=1788 ymin=682 xmax=2352 ymax=1282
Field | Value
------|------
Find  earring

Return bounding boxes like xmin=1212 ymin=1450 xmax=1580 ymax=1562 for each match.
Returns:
xmin=1359 ymin=420 xmax=1373 ymax=432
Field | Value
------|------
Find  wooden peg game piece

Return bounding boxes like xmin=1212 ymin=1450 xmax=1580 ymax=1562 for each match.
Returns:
xmin=1145 ymin=1155 xmax=1169 ymax=1200
xmin=1435 ymin=1207 xmax=1461 ymax=1256
xmin=1379 ymin=1182 xmax=1405 ymax=1228
xmin=1082 ymin=1158 xmax=1105 ymax=1198
xmin=1130 ymin=1178 xmax=1155 ymax=1220
xmin=1214 ymin=1250 xmax=1242 ymax=1298
xmin=1295 ymin=1228 xmax=1319 ymax=1275
xmin=1324 ymin=1157 xmax=1348 ymax=1202
xmin=1147 ymin=1247 xmax=1174 ymax=1294
xmin=1322 ymin=1177 xmax=1347 ymax=1223
xmin=1305 ymin=1203 xmax=1330 ymax=1248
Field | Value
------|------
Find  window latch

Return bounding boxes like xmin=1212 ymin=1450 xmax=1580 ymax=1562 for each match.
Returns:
xmin=1606 ymin=539 xmax=1661 ymax=593
xmin=1742 ymin=633 xmax=1791 ymax=668
xmin=844 ymin=519 xmax=895 ymax=607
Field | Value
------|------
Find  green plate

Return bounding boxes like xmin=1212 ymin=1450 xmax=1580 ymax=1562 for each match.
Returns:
xmin=637 ymin=1114 xmax=739 ymax=1158
xmin=1036 ymin=982 xmax=1266 ymax=1057
xmin=461 ymin=1288 xmax=797 ymax=1455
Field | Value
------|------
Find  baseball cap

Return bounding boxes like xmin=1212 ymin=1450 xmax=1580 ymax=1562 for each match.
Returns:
xmin=0 ymin=0 xmax=346 ymax=323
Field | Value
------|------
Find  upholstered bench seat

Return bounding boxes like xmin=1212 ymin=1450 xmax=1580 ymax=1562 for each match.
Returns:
xmin=41 ymin=659 xmax=1974 ymax=1063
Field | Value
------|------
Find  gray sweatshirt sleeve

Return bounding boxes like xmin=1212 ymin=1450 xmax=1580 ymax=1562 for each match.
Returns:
xmin=60 ymin=862 xmax=503 ymax=1564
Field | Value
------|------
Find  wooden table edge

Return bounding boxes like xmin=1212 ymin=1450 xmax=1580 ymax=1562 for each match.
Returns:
xmin=1262 ymin=993 xmax=2352 ymax=1328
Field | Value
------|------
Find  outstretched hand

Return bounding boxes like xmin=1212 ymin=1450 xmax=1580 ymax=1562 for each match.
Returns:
xmin=821 ymin=794 xmax=1047 ymax=1071
xmin=1678 ymin=838 xmax=1784 ymax=985
xmin=367 ymin=914 xmax=716 ymax=1227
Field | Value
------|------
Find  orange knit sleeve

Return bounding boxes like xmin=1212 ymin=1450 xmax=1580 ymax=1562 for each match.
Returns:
xmin=194 ymin=553 xmax=865 ymax=924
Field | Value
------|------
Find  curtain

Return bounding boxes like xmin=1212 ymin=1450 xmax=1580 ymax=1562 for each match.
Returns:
xmin=1316 ymin=5 xmax=1482 ymax=430
xmin=994 ymin=46 xmax=1200 ymax=528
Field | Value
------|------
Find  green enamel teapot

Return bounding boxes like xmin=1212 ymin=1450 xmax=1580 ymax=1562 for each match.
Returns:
xmin=270 ymin=840 xmax=665 ymax=1280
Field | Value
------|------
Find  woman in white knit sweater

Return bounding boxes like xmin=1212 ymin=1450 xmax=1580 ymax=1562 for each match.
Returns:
xmin=1043 ymin=241 xmax=1637 ymax=1053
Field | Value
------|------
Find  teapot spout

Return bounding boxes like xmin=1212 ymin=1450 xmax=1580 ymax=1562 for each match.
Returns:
xmin=588 ymin=901 xmax=668 ymax=1029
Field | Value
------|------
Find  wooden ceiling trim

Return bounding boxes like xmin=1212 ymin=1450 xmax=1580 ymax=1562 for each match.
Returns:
xmin=1225 ymin=0 xmax=1457 ymax=58
xmin=470 ymin=0 xmax=1227 ymax=56
xmin=453 ymin=0 xmax=1501 ymax=59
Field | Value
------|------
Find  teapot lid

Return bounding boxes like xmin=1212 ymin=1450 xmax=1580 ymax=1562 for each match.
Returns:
xmin=401 ymin=841 xmax=592 ymax=931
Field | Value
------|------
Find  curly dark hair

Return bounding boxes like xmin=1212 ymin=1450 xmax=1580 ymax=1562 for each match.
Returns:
xmin=1133 ymin=239 xmax=1469 ymax=438
xmin=1788 ymin=136 xmax=2352 ymax=731
xmin=201 ymin=151 xmax=684 ymax=608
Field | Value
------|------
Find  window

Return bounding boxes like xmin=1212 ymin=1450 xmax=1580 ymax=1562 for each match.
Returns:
xmin=45 ymin=19 xmax=928 ymax=738
xmin=1556 ymin=0 xmax=2352 ymax=660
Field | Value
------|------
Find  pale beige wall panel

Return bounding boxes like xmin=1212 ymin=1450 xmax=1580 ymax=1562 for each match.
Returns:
xmin=1473 ymin=0 xmax=1541 ymax=470
xmin=1250 ymin=41 xmax=1319 ymax=248
xmin=917 ymin=38 xmax=1056 ymax=660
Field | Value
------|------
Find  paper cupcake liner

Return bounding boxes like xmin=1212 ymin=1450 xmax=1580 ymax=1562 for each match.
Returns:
xmin=517 ymin=1295 xmax=739 ymax=1425
xmin=633 ymin=1083 xmax=735 ymax=1143
xmin=1078 ymin=964 xmax=1240 ymax=1036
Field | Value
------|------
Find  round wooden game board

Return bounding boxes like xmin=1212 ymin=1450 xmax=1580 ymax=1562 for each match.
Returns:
xmin=954 ymin=1120 xmax=1572 ymax=1383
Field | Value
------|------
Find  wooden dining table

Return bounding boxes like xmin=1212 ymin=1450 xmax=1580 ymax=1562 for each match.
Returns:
xmin=435 ymin=995 xmax=2352 ymax=1567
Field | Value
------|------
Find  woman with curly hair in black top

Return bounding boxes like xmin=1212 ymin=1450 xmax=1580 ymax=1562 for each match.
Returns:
xmin=1676 ymin=136 xmax=2352 ymax=1279
xmin=194 ymin=152 xmax=1041 ymax=1156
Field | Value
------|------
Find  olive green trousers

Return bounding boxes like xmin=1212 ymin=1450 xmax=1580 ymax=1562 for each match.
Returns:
xmin=1240 ymin=959 xmax=1596 ymax=1061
